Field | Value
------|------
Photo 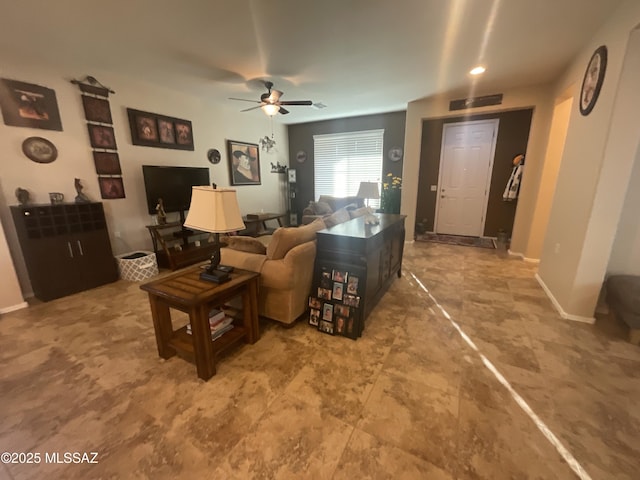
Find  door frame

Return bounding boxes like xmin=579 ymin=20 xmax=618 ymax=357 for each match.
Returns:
xmin=433 ymin=118 xmax=499 ymax=236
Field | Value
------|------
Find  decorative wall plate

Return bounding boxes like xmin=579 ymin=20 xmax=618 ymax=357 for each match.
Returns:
xmin=22 ymin=136 xmax=58 ymax=163
xmin=207 ymin=148 xmax=221 ymax=164
xmin=296 ymin=150 xmax=307 ymax=163
xmin=388 ymin=146 xmax=403 ymax=162
xmin=579 ymin=45 xmax=607 ymax=116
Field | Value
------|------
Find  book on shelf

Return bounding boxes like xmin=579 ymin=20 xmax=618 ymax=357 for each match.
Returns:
xmin=186 ymin=322 xmax=234 ymax=340
xmin=187 ymin=316 xmax=234 ymax=335
xmin=208 ymin=308 xmax=225 ymax=323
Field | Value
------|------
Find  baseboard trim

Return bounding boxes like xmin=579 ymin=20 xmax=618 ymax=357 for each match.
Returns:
xmin=534 ymin=273 xmax=595 ymax=324
xmin=0 ymin=301 xmax=28 ymax=315
xmin=508 ymin=250 xmax=540 ymax=264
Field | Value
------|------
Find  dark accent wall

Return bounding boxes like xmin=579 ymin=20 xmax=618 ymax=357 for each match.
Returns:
xmin=417 ymin=108 xmax=533 ymax=237
xmin=287 ymin=111 xmax=406 ymax=220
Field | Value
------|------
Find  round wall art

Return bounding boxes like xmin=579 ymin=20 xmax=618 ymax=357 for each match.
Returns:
xmin=579 ymin=45 xmax=607 ymax=116
xmin=207 ymin=148 xmax=221 ymax=164
xmin=22 ymin=137 xmax=58 ymax=163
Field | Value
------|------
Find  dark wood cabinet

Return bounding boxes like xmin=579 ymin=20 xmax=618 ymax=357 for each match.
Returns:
xmin=11 ymin=202 xmax=118 ymax=301
xmin=310 ymin=214 xmax=406 ymax=338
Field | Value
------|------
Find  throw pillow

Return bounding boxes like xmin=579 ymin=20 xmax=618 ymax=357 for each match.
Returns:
xmin=225 ymin=236 xmax=267 ymax=255
xmin=349 ymin=206 xmax=370 ymax=219
xmin=267 ymin=218 xmax=325 ymax=260
xmin=313 ymin=201 xmax=332 ymax=215
xmin=324 ymin=208 xmax=351 ymax=228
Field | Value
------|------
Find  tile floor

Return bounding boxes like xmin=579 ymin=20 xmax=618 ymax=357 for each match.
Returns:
xmin=1 ymin=241 xmax=639 ymax=479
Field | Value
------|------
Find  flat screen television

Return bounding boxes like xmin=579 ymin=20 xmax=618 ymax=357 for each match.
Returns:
xmin=142 ymin=165 xmax=210 ymax=216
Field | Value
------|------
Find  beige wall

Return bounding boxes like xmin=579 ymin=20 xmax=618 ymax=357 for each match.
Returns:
xmin=0 ymin=62 xmax=289 ymax=297
xmin=403 ymin=84 xmax=554 ymax=252
xmin=538 ymin=1 xmax=640 ymax=319
xmin=0 ymin=217 xmax=26 ymax=313
xmin=526 ymin=94 xmax=573 ymax=259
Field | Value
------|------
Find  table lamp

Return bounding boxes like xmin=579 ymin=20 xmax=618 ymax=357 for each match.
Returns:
xmin=184 ymin=185 xmax=245 ymax=283
xmin=356 ymin=181 xmax=380 ymax=225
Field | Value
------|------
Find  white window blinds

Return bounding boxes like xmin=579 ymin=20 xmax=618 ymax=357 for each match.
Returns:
xmin=313 ymin=129 xmax=384 ymax=207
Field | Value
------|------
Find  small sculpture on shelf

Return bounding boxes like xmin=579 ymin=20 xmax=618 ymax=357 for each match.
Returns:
xmin=74 ymin=178 xmax=90 ymax=203
xmin=270 ymin=161 xmax=287 ymax=174
xmin=155 ymin=198 xmax=167 ymax=225
xmin=15 ymin=187 xmax=30 ymax=205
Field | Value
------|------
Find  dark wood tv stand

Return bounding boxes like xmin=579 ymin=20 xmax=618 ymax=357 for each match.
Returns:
xmin=146 ymin=221 xmax=217 ymax=270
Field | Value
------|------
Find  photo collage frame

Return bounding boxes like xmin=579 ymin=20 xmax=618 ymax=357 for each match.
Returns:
xmin=308 ymin=265 xmax=363 ymax=339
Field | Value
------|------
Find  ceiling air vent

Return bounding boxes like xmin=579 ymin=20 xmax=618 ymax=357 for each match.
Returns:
xmin=449 ymin=94 xmax=503 ymax=111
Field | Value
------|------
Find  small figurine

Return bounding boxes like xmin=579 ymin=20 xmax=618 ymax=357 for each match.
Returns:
xmin=155 ymin=198 xmax=167 ymax=225
xmin=74 ymin=178 xmax=90 ymax=203
xmin=15 ymin=187 xmax=30 ymax=205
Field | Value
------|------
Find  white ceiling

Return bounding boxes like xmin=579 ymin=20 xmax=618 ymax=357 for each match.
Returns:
xmin=0 ymin=0 xmax=622 ymax=124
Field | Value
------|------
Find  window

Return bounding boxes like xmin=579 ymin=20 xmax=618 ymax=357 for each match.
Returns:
xmin=313 ymin=129 xmax=383 ymax=208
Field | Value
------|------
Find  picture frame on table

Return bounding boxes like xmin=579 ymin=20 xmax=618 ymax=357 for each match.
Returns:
xmin=227 ymin=139 xmax=261 ymax=186
xmin=309 ymin=309 xmax=320 ymax=326
xmin=126 ymin=108 xmax=194 ymax=150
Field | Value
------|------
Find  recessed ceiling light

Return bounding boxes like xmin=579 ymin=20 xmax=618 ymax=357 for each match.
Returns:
xmin=470 ymin=66 xmax=486 ymax=75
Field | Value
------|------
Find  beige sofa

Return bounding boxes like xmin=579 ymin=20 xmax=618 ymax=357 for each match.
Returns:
xmin=301 ymin=195 xmax=364 ymax=224
xmin=220 ymin=218 xmax=326 ymax=326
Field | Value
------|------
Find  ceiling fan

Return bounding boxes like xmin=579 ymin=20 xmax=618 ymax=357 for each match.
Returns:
xmin=229 ymin=81 xmax=313 ymax=115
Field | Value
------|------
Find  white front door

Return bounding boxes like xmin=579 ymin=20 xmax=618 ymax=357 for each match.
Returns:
xmin=434 ymin=120 xmax=499 ymax=236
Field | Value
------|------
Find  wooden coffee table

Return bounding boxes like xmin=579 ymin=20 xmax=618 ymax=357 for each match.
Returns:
xmin=140 ymin=266 xmax=260 ymax=380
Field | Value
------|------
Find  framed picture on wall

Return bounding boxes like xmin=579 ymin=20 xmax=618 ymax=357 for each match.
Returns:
xmin=82 ymin=95 xmax=112 ymax=124
xmin=93 ymin=152 xmax=121 ymax=175
xmin=226 ymin=139 xmax=261 ymax=185
xmin=87 ymin=124 xmax=117 ymax=150
xmin=126 ymin=108 xmax=194 ymax=150
xmin=0 ymin=79 xmax=63 ymax=131
xmin=98 ymin=176 xmax=125 ymax=199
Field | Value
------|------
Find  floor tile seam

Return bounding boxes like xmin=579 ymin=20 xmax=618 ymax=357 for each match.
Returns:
xmin=326 ymin=424 xmax=358 ymax=479
xmin=406 ymin=269 xmax=595 ymax=480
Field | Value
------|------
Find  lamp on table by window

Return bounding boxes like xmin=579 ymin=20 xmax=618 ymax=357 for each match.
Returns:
xmin=356 ymin=181 xmax=381 ymax=225
xmin=184 ymin=185 xmax=245 ymax=283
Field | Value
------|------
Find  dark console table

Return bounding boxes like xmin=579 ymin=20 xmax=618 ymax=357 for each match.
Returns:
xmin=309 ymin=214 xmax=406 ymax=339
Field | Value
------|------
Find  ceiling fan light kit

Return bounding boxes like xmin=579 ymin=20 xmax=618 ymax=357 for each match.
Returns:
xmin=230 ymin=80 xmax=313 ymax=116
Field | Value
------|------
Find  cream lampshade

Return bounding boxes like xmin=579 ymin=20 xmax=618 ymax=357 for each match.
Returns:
xmin=356 ymin=181 xmax=381 ymax=225
xmin=184 ymin=185 xmax=245 ymax=283
xmin=357 ymin=181 xmax=380 ymax=207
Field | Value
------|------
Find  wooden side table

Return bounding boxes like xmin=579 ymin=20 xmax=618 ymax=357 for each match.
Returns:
xmin=242 ymin=212 xmax=286 ymax=236
xmin=140 ymin=266 xmax=260 ymax=380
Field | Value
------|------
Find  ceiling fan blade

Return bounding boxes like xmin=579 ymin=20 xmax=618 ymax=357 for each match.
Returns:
xmin=278 ymin=107 xmax=290 ymax=115
xmin=229 ymin=97 xmax=261 ymax=103
xmin=240 ymin=105 xmax=263 ymax=112
xmin=268 ymin=89 xmax=283 ymax=103
xmin=279 ymin=100 xmax=313 ymax=106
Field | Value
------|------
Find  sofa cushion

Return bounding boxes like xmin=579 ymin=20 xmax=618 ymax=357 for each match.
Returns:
xmin=324 ymin=208 xmax=351 ymax=228
xmin=225 ymin=235 xmax=267 ymax=255
xmin=318 ymin=195 xmax=364 ymax=212
xmin=267 ymin=218 xmax=325 ymax=260
xmin=312 ymin=201 xmax=333 ymax=215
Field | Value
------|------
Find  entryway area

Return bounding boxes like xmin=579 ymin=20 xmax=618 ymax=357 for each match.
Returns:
xmin=434 ymin=119 xmax=499 ymax=236
xmin=415 ymin=109 xmax=533 ymax=241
